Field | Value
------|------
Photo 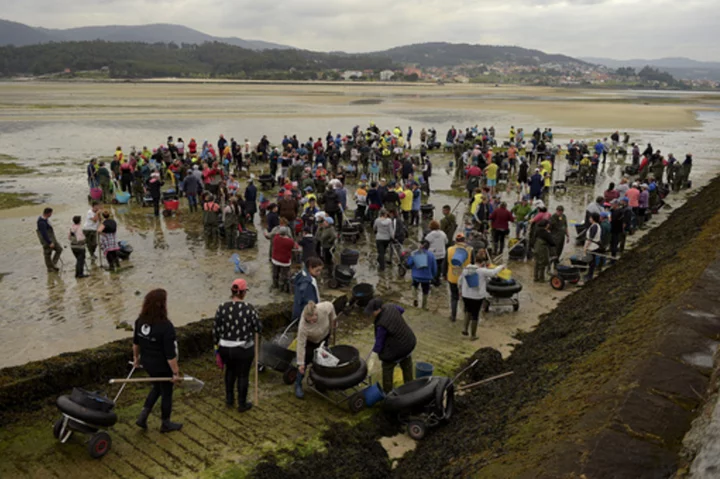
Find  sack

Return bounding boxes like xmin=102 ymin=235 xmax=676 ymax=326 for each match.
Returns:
xmin=314 ymin=342 xmax=340 ymax=368
xmin=412 ymin=251 xmax=429 ymax=269
xmin=451 ymin=246 xmax=469 ymax=267
xmin=464 ymin=272 xmax=480 ymax=288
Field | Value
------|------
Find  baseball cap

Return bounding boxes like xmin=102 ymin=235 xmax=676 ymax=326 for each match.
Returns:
xmin=231 ymin=278 xmax=248 ymax=292
xmin=325 ymin=217 xmax=334 ymax=225
xmin=364 ymin=297 xmax=384 ymax=315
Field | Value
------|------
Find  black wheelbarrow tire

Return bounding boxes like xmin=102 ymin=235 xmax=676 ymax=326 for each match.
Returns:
xmin=282 ymin=367 xmax=298 ymax=385
xmin=407 ymin=420 xmax=427 ymax=440
xmin=348 ymin=392 xmax=365 ymax=414
xmin=88 ymin=431 xmax=112 ymax=459
xmin=383 ymin=377 xmax=438 ymax=412
xmin=513 ymin=301 xmax=520 ymax=312
xmin=56 ymin=395 xmax=117 ymax=428
xmin=550 ymin=275 xmax=565 ymax=291
xmin=328 ymin=278 xmax=340 ymax=289
xmin=398 ymin=265 xmax=407 ymax=278
xmin=309 ymin=360 xmax=368 ymax=391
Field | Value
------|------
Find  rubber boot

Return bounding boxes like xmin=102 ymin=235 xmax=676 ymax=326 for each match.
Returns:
xmin=160 ymin=419 xmax=182 ymax=433
xmin=470 ymin=320 xmax=479 ymax=340
xmin=295 ymin=372 xmax=305 ymax=399
xmin=421 ymin=294 xmax=428 ymax=310
xmin=462 ymin=313 xmax=470 ymax=336
xmin=135 ymin=407 xmax=150 ymax=429
xmin=450 ymin=294 xmax=458 ymax=322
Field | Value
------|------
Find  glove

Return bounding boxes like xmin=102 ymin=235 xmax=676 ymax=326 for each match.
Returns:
xmin=367 ymin=352 xmax=378 ymax=373
xmin=215 ymin=353 xmax=224 ymax=369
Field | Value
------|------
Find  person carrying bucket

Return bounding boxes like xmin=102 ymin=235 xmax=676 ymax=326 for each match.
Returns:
xmin=364 ymin=298 xmax=417 ymax=393
xmin=294 ymin=301 xmax=337 ymax=399
xmin=458 ymin=255 xmax=504 ymax=340
xmin=406 ymin=240 xmax=437 ymax=310
xmin=446 ymin=233 xmax=474 ymax=322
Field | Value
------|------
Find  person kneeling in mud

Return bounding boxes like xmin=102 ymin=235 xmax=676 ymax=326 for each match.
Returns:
xmin=364 ymin=298 xmax=417 ymax=393
xmin=294 ymin=301 xmax=337 ymax=399
xmin=458 ymin=254 xmax=504 ymax=340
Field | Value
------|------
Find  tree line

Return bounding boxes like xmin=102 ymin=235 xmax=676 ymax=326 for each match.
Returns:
xmin=0 ymin=41 xmax=396 ymax=79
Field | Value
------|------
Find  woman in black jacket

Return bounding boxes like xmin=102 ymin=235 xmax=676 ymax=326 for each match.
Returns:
xmin=146 ymin=171 xmax=164 ymax=217
xmin=213 ymin=279 xmax=262 ymax=412
xmin=133 ymin=289 xmax=182 ymax=433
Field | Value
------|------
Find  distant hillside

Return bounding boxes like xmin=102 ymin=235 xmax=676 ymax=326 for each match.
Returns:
xmin=0 ymin=19 xmax=291 ymax=51
xmin=584 ymin=56 xmax=720 ymax=81
xmin=373 ymin=42 xmax=586 ymax=67
xmin=0 ymin=41 xmax=395 ymax=79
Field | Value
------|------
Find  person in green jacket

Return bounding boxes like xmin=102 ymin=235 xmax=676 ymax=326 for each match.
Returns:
xmin=511 ymin=196 xmax=532 ymax=239
xmin=97 ymin=162 xmax=112 ymax=203
xmin=315 ymin=216 xmax=336 ymax=269
xmin=533 ymin=220 xmax=555 ymax=282
xmin=549 ymin=205 xmax=569 ymax=259
xmin=440 ymin=205 xmax=457 ymax=247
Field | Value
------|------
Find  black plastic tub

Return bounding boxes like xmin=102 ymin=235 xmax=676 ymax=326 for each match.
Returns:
xmin=352 ymin=283 xmax=374 ymax=307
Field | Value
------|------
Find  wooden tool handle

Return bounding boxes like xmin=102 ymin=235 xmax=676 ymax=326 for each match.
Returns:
xmin=254 ymin=333 xmax=260 ymax=405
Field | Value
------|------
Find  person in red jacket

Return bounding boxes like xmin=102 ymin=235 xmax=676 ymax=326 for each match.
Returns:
xmin=489 ymin=202 xmax=514 ymax=255
xmin=271 ymin=227 xmax=298 ymax=292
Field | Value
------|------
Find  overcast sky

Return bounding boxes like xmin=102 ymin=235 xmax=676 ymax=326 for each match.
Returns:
xmin=2 ymin=0 xmax=718 ymax=61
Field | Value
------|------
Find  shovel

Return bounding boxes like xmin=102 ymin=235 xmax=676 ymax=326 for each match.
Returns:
xmin=109 ymin=375 xmax=205 ymax=393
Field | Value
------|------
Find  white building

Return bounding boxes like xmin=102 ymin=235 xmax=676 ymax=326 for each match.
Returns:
xmin=379 ymin=70 xmax=395 ymax=81
xmin=342 ymin=70 xmax=363 ymax=81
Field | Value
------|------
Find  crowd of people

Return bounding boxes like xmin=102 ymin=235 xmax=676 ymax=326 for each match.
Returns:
xmin=33 ymin=120 xmax=696 ymax=428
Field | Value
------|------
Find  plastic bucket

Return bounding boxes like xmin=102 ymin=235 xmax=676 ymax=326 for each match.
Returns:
xmin=362 ymin=382 xmax=385 ymax=407
xmin=415 ymin=362 xmax=434 ymax=379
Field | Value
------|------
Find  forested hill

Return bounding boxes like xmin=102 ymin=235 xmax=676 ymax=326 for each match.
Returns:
xmin=373 ymin=42 xmax=585 ymax=67
xmin=0 ymin=41 xmax=395 ymax=79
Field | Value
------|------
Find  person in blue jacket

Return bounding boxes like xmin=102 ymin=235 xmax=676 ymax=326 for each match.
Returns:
xmin=292 ymin=257 xmax=324 ymax=321
xmin=528 ymin=169 xmax=544 ymax=200
xmin=406 ymin=240 xmax=437 ymax=310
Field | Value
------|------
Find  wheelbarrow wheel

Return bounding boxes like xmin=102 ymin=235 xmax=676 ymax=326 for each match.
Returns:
xmin=550 ymin=275 xmax=565 ymax=291
xmin=348 ymin=392 xmax=365 ymax=413
xmin=407 ymin=420 xmax=427 ymax=440
xmin=53 ymin=418 xmax=64 ymax=439
xmin=88 ymin=431 xmax=112 ymax=459
xmin=328 ymin=278 xmax=340 ymax=289
xmin=513 ymin=301 xmax=519 ymax=312
xmin=398 ymin=265 xmax=407 ymax=278
xmin=282 ymin=367 xmax=298 ymax=385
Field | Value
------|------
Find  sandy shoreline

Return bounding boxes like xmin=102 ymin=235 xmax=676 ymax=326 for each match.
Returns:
xmin=0 ymin=82 xmax=713 ymax=130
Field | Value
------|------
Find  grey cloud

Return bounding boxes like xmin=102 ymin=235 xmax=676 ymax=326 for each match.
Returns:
xmin=1 ymin=0 xmax=717 ymax=60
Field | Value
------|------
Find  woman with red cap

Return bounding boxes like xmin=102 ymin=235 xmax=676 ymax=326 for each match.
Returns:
xmin=213 ymin=279 xmax=262 ymax=412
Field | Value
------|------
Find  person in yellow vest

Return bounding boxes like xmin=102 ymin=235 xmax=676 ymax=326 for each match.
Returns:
xmin=485 ymin=161 xmax=499 ymax=195
xmin=470 ymin=188 xmax=484 ymax=217
xmin=542 ymin=171 xmax=552 ymax=204
xmin=400 ymin=182 xmax=413 ymax=223
xmin=303 ymin=186 xmax=317 ymax=204
xmin=114 ymin=146 xmax=123 ymax=163
xmin=510 ymin=126 xmax=516 ymax=144
xmin=540 ymin=157 xmax=553 ymax=175
xmin=446 ymin=233 xmax=474 ymax=322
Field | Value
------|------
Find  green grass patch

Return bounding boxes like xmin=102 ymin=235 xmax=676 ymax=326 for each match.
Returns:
xmin=0 ymin=192 xmax=37 ymax=210
xmin=0 ymin=155 xmax=35 ymax=176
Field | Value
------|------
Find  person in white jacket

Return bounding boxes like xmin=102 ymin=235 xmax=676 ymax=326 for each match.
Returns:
xmin=295 ymin=301 xmax=337 ymax=399
xmin=458 ymin=256 xmax=504 ymax=340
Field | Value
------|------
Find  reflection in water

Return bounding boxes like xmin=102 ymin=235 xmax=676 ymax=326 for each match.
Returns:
xmin=46 ymin=274 xmax=66 ymax=324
